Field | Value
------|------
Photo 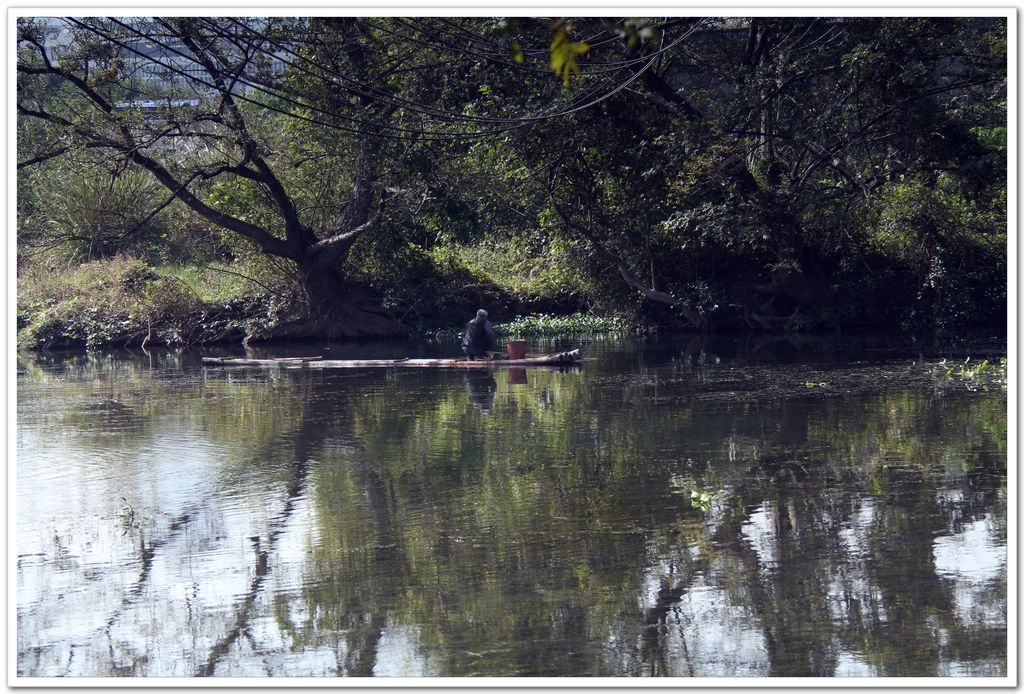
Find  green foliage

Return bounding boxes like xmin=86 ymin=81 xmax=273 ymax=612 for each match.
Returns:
xmin=424 ymin=312 xmax=630 ymax=342
xmin=15 ymin=16 xmax=1007 ymax=341
xmin=690 ymin=488 xmax=721 ymax=512
xmin=17 ymin=255 xmax=286 ymax=349
xmin=20 ymin=163 xmax=172 ymax=262
xmin=347 ymin=233 xmax=511 ymax=329
xmin=549 ymin=22 xmax=589 ymax=86
xmin=865 ymin=176 xmax=1006 ymax=331
xmin=496 ymin=313 xmax=629 ymax=337
xmin=155 ymin=264 xmax=254 ymax=303
xmin=941 ymin=356 xmax=1007 ymax=391
xmin=436 ymin=240 xmax=587 ymax=309
xmin=971 ymin=125 xmax=1006 ymax=152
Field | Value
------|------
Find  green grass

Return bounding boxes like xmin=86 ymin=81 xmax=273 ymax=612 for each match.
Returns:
xmin=155 ymin=263 xmax=258 ymax=303
xmin=17 ymin=256 xmax=280 ymax=349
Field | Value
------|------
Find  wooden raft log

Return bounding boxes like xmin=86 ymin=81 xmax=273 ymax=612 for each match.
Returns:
xmin=201 ymin=349 xmax=582 ymax=369
xmin=201 ymin=355 xmax=323 ymax=365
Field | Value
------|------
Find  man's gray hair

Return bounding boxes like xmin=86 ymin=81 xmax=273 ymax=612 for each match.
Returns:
xmin=476 ymin=309 xmax=488 ymax=319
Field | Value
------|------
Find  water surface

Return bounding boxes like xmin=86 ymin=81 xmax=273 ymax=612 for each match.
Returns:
xmin=16 ymin=335 xmax=1007 ymax=677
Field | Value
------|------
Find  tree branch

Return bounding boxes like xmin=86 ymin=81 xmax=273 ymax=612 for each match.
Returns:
xmin=18 ymin=25 xmax=300 ymax=261
xmin=17 ymin=38 xmax=116 ymax=114
xmin=639 ymin=69 xmax=704 ymax=122
xmin=557 ymin=202 xmax=677 ymax=305
xmin=168 ymin=19 xmax=312 ymax=248
xmin=306 ymin=193 xmax=386 ymax=257
xmin=17 ymin=146 xmax=70 ymax=169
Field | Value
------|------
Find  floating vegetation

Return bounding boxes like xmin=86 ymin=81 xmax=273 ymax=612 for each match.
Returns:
xmin=941 ymin=356 xmax=1007 ymax=392
xmin=424 ymin=312 xmax=631 ymax=341
xmin=495 ymin=313 xmax=629 ymax=337
xmin=103 ymin=496 xmax=152 ymax=534
xmin=690 ymin=489 xmax=722 ymax=512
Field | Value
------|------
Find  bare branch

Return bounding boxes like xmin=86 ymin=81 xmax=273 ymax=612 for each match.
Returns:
xmin=305 ymin=194 xmax=387 ymax=256
xmin=17 ymin=147 xmax=70 ymax=169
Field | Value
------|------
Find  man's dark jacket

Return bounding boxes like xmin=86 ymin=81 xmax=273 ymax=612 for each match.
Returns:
xmin=462 ymin=317 xmax=497 ymax=356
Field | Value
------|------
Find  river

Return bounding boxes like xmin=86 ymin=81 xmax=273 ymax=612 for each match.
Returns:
xmin=15 ymin=334 xmax=1008 ymax=678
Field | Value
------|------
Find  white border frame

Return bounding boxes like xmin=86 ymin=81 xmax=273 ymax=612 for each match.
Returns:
xmin=6 ymin=6 xmax=1017 ymax=689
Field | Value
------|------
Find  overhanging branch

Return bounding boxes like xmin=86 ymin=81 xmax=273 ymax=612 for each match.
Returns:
xmin=549 ymin=197 xmax=706 ymax=328
xmin=18 ymin=91 xmax=297 ymax=260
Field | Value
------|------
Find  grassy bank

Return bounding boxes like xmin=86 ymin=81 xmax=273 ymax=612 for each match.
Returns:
xmin=17 ymin=257 xmax=289 ymax=350
xmin=16 ymin=255 xmax=634 ymax=350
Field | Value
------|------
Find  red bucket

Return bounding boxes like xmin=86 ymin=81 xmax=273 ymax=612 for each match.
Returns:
xmin=506 ymin=339 xmax=527 ymax=359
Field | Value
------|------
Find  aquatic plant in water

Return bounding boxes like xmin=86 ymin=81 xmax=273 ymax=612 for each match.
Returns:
xmin=690 ymin=489 xmax=722 ymax=512
xmin=107 ymin=496 xmax=152 ymax=534
xmin=423 ymin=312 xmax=631 ymax=341
xmin=494 ymin=313 xmax=629 ymax=337
xmin=941 ymin=356 xmax=1007 ymax=391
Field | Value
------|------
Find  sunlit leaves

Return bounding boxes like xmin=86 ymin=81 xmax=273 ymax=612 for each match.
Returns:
xmin=549 ymin=22 xmax=589 ymax=86
xmin=971 ymin=125 xmax=1007 ymax=152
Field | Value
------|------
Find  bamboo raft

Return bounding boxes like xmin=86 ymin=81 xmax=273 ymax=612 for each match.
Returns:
xmin=201 ymin=348 xmax=582 ymax=369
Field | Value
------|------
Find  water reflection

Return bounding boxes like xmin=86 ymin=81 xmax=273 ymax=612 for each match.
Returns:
xmin=16 ymin=338 xmax=1007 ymax=678
xmin=463 ymin=371 xmax=497 ymax=412
xmin=506 ymin=368 xmax=528 ymax=386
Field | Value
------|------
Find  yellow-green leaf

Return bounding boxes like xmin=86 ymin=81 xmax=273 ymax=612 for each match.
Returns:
xmin=549 ymin=25 xmax=589 ymax=86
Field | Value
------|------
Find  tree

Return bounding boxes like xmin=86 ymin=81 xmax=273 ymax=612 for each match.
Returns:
xmin=495 ymin=17 xmax=1005 ymax=330
xmin=17 ymin=16 xmax=653 ymax=337
xmin=18 ymin=17 xmax=430 ymax=337
xmin=18 ymin=16 xmax=1007 ymax=338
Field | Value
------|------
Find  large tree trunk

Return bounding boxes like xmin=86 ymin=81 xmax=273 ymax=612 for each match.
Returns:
xmin=248 ymin=123 xmax=400 ymax=342
xmin=246 ymin=260 xmax=406 ymax=343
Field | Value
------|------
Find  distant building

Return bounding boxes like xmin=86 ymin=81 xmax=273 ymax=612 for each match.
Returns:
xmin=33 ymin=16 xmax=287 ymax=100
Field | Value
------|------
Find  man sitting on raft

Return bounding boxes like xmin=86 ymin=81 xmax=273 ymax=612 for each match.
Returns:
xmin=462 ymin=309 xmax=498 ymax=360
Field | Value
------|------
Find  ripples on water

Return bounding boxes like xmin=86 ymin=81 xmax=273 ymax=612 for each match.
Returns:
xmin=16 ymin=335 xmax=1007 ymax=678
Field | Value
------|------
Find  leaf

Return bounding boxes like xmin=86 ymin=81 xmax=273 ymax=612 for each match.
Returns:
xmin=550 ymin=24 xmax=589 ymax=86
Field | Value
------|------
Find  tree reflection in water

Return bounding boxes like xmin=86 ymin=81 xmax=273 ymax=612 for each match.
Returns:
xmin=16 ymin=339 xmax=1007 ymax=677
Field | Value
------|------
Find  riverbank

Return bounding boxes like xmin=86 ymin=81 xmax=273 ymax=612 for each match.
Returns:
xmin=17 ymin=253 xmax=1006 ymax=351
xmin=16 ymin=257 xmax=287 ymax=350
xmin=16 ymin=256 xmax=636 ymax=351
